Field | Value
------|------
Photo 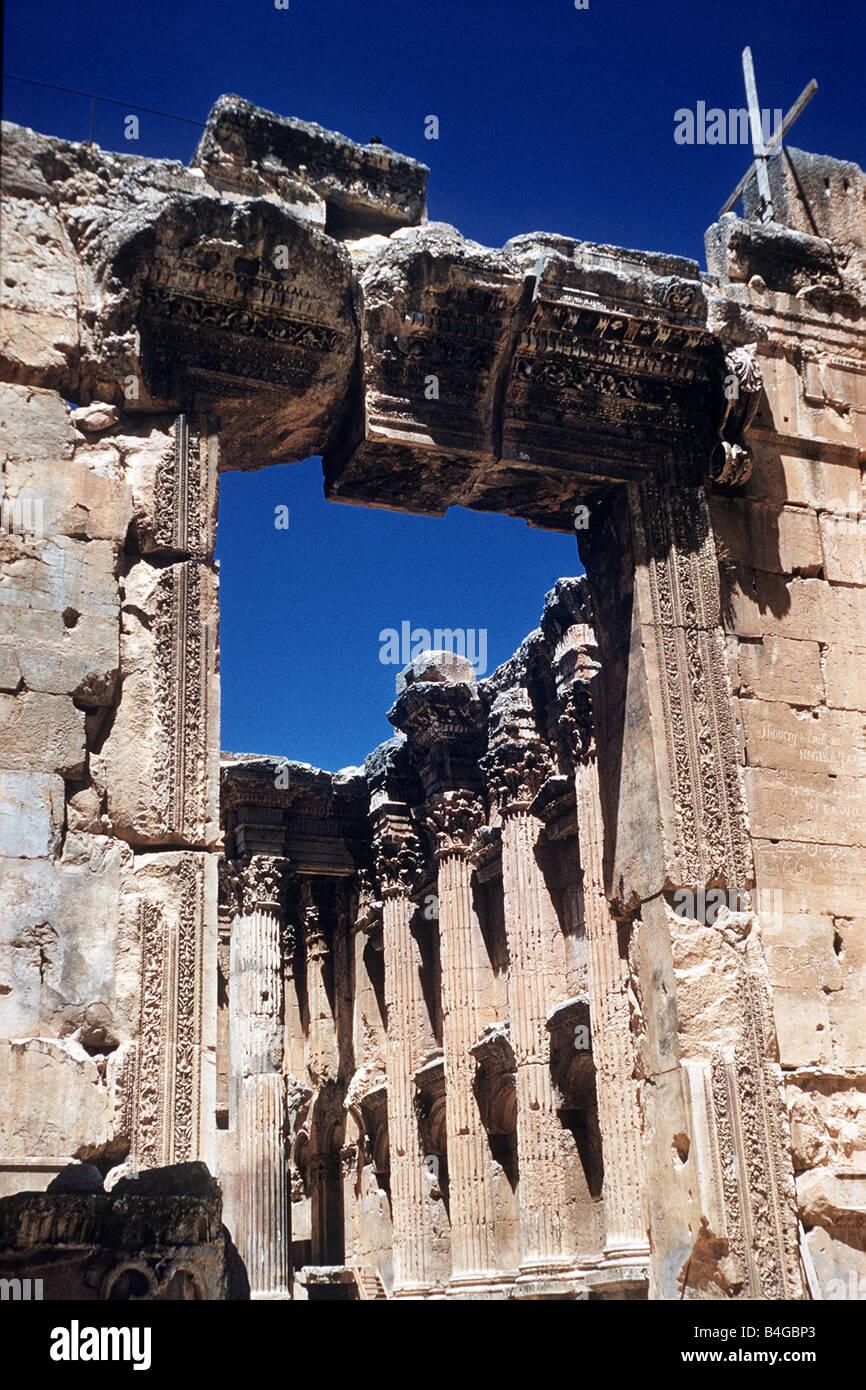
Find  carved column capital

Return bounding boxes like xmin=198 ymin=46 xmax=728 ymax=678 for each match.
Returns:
xmin=374 ymin=819 xmax=423 ymax=899
xmin=424 ymin=789 xmax=484 ymax=858
xmin=224 ymin=853 xmax=290 ymax=916
xmin=481 ymin=739 xmax=551 ymax=814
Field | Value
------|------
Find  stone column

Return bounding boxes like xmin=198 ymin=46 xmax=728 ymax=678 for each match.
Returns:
xmin=374 ymin=813 xmax=432 ymax=1294
xmin=483 ymin=695 xmax=574 ymax=1276
xmin=561 ymin=639 xmax=648 ymax=1259
xmin=426 ymin=790 xmax=497 ymax=1285
xmin=229 ymin=855 xmax=290 ymax=1297
xmin=301 ymin=878 xmax=338 ymax=1083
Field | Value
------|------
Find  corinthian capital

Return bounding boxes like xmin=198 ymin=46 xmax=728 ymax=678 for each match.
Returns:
xmin=424 ymin=789 xmax=484 ymax=857
xmin=225 ymin=854 xmax=290 ymax=915
xmin=481 ymin=738 xmax=551 ymax=813
xmin=374 ymin=820 xmax=422 ymax=898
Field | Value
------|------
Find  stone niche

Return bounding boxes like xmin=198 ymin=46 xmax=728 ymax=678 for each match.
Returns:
xmin=0 ymin=94 xmax=864 ymax=1301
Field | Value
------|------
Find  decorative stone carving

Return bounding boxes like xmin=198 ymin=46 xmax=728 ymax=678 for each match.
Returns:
xmin=712 ymin=345 xmax=764 ymax=487
xmin=374 ymin=822 xmax=422 ymax=899
xmin=423 ymin=789 xmax=484 ymax=858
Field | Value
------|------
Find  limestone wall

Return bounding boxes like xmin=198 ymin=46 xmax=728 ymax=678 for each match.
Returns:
xmin=704 ymin=165 xmax=866 ymax=1292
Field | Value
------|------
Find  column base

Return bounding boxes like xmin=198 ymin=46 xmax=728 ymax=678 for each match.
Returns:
xmin=512 ymin=1260 xmax=588 ymax=1300
xmin=392 ymin=1280 xmax=435 ymax=1300
xmin=583 ymin=1252 xmax=651 ymax=1299
xmin=445 ymin=1272 xmax=515 ymax=1300
xmin=604 ymin=1238 xmax=651 ymax=1261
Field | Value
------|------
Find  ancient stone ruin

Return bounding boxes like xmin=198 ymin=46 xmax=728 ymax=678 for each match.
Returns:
xmin=0 ymin=95 xmax=864 ymax=1300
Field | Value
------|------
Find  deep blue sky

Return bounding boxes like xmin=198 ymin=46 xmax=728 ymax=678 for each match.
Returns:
xmin=4 ymin=1 xmax=863 ymax=769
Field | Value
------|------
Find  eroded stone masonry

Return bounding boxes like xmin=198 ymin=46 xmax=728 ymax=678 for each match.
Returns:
xmin=0 ymin=97 xmax=863 ymax=1299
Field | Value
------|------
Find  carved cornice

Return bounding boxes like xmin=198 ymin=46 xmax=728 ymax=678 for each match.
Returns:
xmin=389 ymin=681 xmax=486 ymax=763
xmin=529 ymin=775 xmax=578 ymax=841
xmin=424 ymin=789 xmax=484 ymax=858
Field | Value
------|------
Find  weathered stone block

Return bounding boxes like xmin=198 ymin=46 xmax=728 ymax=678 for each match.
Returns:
xmin=730 ymin=635 xmax=823 ymax=706
xmin=0 ymin=691 xmax=86 ymax=778
xmin=0 ymin=1037 xmax=114 ymax=1160
xmin=723 ymin=569 xmax=866 ymax=647
xmin=761 ymin=910 xmax=843 ymax=991
xmin=0 ymin=836 xmax=135 ymax=1042
xmin=0 ymin=383 xmax=76 ymax=462
xmin=825 ymin=914 xmax=866 ymax=1067
xmin=192 ymin=94 xmax=428 ymax=231
xmin=773 ymin=987 xmax=832 ymax=1066
xmin=824 ymin=644 xmax=866 ymax=710
xmin=0 ymin=771 xmax=63 ymax=858
xmin=0 ymin=193 xmax=80 ymax=393
xmin=740 ymin=441 xmax=861 ymax=511
xmin=745 ymin=768 xmax=866 ymax=846
xmin=739 ymin=699 xmax=866 ymax=778
xmin=820 ymin=514 xmax=866 ymax=586
xmin=753 ymin=840 xmax=866 ymax=919
xmin=666 ymin=905 xmax=749 ymax=1057
xmin=0 ymin=604 xmax=119 ymax=707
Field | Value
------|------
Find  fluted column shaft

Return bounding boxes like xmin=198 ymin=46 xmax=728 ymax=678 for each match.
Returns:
xmin=230 ymin=858 xmax=290 ymax=1296
xmin=437 ymin=847 xmax=496 ymax=1277
xmin=382 ymin=889 xmax=432 ymax=1290
xmin=574 ymin=740 xmax=647 ymax=1255
xmin=500 ymin=808 xmax=571 ymax=1267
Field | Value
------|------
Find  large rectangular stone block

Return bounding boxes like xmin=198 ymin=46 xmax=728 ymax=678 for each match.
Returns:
xmin=824 ymin=644 xmax=866 ymax=710
xmin=773 ymin=987 xmax=832 ymax=1066
xmin=711 ymin=496 xmax=821 ymax=576
xmin=730 ymin=635 xmax=823 ymax=706
xmin=740 ymin=441 xmax=860 ymax=511
xmin=0 ymin=835 xmax=136 ymax=1042
xmin=739 ymin=699 xmax=866 ymax=778
xmin=753 ymin=839 xmax=866 ymax=918
xmin=745 ymin=768 xmax=866 ymax=846
xmin=724 ymin=569 xmax=866 ymax=647
xmin=0 ymin=691 xmax=85 ymax=778
xmin=0 ymin=771 xmax=63 ymax=858
xmin=819 ymin=514 xmax=866 ymax=586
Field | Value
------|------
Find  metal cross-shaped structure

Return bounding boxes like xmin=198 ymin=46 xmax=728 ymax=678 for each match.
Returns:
xmin=719 ymin=47 xmax=817 ymax=222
